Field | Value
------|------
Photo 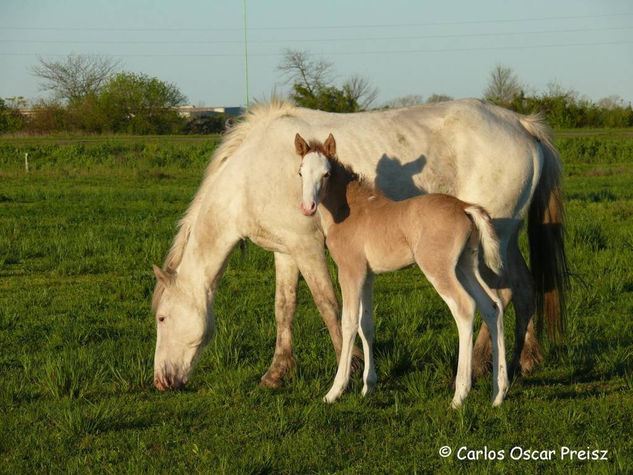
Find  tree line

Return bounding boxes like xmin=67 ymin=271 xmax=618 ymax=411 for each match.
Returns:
xmin=482 ymin=64 xmax=633 ymax=128
xmin=1 ymin=53 xmax=631 ymax=135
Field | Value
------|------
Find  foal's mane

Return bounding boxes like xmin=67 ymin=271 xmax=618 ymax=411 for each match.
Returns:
xmin=153 ymin=100 xmax=297 ymax=311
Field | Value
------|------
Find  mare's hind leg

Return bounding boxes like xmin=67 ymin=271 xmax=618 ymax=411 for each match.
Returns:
xmin=506 ymin=240 xmax=541 ymax=378
xmin=260 ymin=252 xmax=299 ymax=388
xmin=358 ymin=274 xmax=377 ymax=396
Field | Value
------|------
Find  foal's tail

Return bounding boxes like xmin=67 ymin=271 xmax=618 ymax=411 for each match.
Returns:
xmin=464 ymin=206 xmax=503 ymax=275
xmin=520 ymin=114 xmax=570 ymax=341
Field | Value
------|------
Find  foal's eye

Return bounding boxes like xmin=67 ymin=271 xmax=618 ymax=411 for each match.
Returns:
xmin=324 ymin=171 xmax=331 ymax=178
xmin=298 ymin=171 xmax=302 ymax=177
xmin=158 ymin=316 xmax=166 ymax=323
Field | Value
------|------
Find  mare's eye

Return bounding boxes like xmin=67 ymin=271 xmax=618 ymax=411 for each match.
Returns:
xmin=324 ymin=171 xmax=331 ymax=178
xmin=158 ymin=316 xmax=166 ymax=323
xmin=298 ymin=171 xmax=302 ymax=177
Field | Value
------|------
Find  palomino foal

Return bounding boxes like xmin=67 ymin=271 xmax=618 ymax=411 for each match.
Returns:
xmin=295 ymin=133 xmax=509 ymax=407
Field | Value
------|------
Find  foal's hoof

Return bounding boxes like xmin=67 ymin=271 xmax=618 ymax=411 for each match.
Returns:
xmin=323 ymin=391 xmax=340 ymax=404
xmin=492 ymin=395 xmax=506 ymax=407
xmin=361 ymin=384 xmax=375 ymax=397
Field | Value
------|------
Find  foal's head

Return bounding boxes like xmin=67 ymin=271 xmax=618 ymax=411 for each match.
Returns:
xmin=295 ymin=133 xmax=336 ymax=216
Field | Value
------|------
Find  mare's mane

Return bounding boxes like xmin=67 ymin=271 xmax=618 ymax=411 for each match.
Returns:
xmin=153 ymin=100 xmax=296 ymax=312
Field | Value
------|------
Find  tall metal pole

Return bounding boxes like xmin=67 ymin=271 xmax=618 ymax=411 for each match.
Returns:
xmin=242 ymin=0 xmax=250 ymax=108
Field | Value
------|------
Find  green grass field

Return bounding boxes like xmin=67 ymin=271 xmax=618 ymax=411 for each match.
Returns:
xmin=1 ymin=133 xmax=632 ymax=473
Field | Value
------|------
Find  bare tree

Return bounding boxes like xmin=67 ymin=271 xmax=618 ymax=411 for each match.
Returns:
xmin=383 ymin=94 xmax=424 ymax=109
xmin=545 ymin=81 xmax=578 ymax=101
xmin=31 ymin=54 xmax=120 ymax=103
xmin=597 ymin=95 xmax=624 ymax=110
xmin=484 ymin=64 xmax=522 ymax=104
xmin=426 ymin=93 xmax=453 ymax=104
xmin=277 ymin=49 xmax=333 ymax=94
xmin=342 ymin=75 xmax=378 ymax=110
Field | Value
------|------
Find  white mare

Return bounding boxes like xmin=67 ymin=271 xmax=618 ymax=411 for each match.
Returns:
xmin=151 ymin=99 xmax=568 ymax=391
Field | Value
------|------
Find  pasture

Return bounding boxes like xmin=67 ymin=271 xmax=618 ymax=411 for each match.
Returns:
xmin=1 ymin=132 xmax=632 ymax=473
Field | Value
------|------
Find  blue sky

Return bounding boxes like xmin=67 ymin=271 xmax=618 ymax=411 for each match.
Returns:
xmin=1 ymin=0 xmax=632 ymax=107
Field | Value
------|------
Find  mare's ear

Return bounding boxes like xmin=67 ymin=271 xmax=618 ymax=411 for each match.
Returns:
xmin=153 ymin=264 xmax=171 ymax=286
xmin=323 ymin=133 xmax=336 ymax=158
xmin=295 ymin=133 xmax=310 ymax=157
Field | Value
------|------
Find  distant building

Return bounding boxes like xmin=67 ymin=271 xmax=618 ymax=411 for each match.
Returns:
xmin=176 ymin=106 xmax=244 ymax=119
xmin=17 ymin=108 xmax=38 ymax=117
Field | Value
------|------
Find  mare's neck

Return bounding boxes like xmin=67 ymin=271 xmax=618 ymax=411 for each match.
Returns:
xmin=176 ymin=226 xmax=231 ymax=310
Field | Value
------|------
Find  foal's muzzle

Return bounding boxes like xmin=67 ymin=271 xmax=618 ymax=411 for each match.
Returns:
xmin=300 ymin=201 xmax=317 ymax=216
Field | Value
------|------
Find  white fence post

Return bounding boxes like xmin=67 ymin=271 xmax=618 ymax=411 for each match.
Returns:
xmin=25 ymin=153 xmax=29 ymax=172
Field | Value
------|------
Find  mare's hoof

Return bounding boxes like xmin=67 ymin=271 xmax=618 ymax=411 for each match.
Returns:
xmin=259 ymin=355 xmax=296 ymax=388
xmin=350 ymin=346 xmax=364 ymax=375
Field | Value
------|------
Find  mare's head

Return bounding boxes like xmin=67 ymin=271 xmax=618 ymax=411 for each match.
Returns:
xmin=295 ymin=133 xmax=336 ymax=216
xmin=151 ymin=264 xmax=213 ymax=391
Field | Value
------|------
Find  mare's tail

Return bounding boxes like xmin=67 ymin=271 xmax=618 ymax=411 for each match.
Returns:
xmin=464 ymin=206 xmax=503 ymax=275
xmin=519 ymin=114 xmax=570 ymax=341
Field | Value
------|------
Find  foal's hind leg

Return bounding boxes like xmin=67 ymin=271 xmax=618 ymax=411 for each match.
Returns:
xmin=419 ymin=262 xmax=476 ymax=408
xmin=358 ymin=274 xmax=377 ymax=396
xmin=260 ymin=252 xmax=299 ymax=388
xmin=458 ymin=262 xmax=509 ymax=406
xmin=472 ymin=276 xmax=510 ymax=380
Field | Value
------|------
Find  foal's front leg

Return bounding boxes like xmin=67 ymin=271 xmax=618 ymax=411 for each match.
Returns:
xmin=324 ymin=268 xmax=365 ymax=403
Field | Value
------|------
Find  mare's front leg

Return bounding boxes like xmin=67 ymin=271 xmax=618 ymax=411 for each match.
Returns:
xmin=324 ymin=266 xmax=365 ymax=403
xmin=260 ymin=252 xmax=299 ymax=388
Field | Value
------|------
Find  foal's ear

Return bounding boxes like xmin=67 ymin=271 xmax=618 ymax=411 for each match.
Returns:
xmin=295 ymin=133 xmax=310 ymax=157
xmin=153 ymin=264 xmax=171 ymax=286
xmin=323 ymin=133 xmax=336 ymax=158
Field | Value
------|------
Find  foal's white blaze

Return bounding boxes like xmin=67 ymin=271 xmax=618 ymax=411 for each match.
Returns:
xmin=298 ymin=152 xmax=330 ymax=216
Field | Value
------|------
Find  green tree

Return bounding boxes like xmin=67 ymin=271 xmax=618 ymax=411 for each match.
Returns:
xmin=278 ymin=49 xmax=377 ymax=112
xmin=98 ymin=72 xmax=187 ymax=134
xmin=291 ymin=83 xmax=364 ymax=113
xmin=0 ymin=97 xmax=27 ymax=132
